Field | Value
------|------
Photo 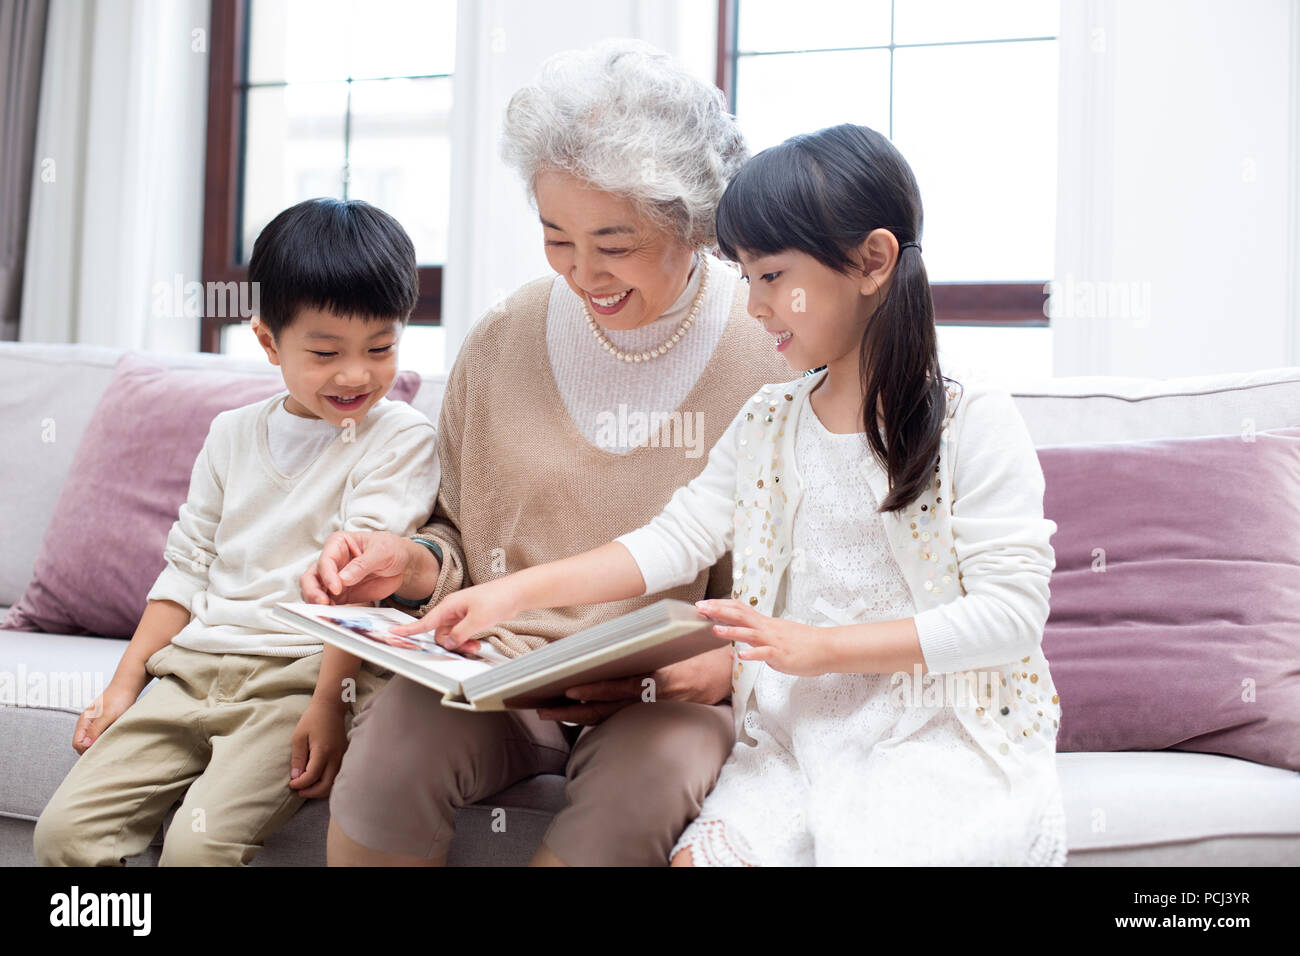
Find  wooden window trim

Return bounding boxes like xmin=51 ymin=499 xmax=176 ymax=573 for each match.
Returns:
xmin=714 ymin=0 xmax=1049 ymax=328
xmin=200 ymin=0 xmax=442 ymax=353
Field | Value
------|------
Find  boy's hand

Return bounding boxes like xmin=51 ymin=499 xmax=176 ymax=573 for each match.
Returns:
xmin=72 ymin=680 xmax=143 ymax=754
xmin=289 ymin=701 xmax=349 ymax=799
xmin=386 ymin=578 xmax=523 ymax=655
xmin=694 ymin=599 xmax=831 ymax=677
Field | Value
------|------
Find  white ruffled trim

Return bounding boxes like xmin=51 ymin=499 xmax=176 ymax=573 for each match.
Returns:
xmin=672 ymin=817 xmax=761 ymax=867
xmin=1025 ymin=792 xmax=1069 ymax=867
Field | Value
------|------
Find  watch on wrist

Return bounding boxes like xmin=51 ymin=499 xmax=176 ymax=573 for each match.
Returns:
xmin=389 ymin=536 xmax=443 ymax=608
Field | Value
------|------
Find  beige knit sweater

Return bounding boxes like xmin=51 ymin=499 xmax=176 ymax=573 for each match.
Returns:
xmin=411 ymin=267 xmax=794 ymax=657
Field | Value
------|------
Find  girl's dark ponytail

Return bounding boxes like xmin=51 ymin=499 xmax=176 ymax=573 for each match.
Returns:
xmin=858 ymin=239 xmax=947 ymax=513
xmin=716 ymin=123 xmax=952 ymax=514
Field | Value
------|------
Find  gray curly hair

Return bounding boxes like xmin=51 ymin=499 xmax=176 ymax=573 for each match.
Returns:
xmin=500 ymin=38 xmax=749 ymax=248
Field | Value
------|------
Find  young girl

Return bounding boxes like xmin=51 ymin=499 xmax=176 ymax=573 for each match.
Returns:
xmin=391 ymin=123 xmax=1068 ymax=867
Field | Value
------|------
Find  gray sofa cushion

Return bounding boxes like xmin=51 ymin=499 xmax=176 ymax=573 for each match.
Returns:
xmin=1057 ymin=750 xmax=1300 ymax=851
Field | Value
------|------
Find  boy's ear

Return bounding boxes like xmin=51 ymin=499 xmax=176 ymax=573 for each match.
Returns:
xmin=251 ymin=316 xmax=282 ymax=366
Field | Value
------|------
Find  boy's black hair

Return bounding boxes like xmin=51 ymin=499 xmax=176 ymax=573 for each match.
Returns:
xmin=716 ymin=124 xmax=953 ymax=514
xmin=248 ymin=198 xmax=419 ymax=339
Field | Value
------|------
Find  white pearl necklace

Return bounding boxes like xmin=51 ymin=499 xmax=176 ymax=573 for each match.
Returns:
xmin=582 ymin=253 xmax=710 ymax=363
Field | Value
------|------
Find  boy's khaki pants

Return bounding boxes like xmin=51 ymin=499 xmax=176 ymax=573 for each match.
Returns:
xmin=33 ymin=642 xmax=386 ymax=866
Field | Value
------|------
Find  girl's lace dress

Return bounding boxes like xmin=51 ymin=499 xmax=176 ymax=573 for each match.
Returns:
xmin=672 ymin=400 xmax=1067 ymax=866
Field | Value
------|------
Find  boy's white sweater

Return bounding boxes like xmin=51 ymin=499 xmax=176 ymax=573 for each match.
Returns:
xmin=146 ymin=392 xmax=440 ymax=657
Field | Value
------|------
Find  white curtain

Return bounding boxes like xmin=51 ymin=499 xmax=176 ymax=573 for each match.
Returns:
xmin=442 ymin=0 xmax=717 ymax=362
xmin=1051 ymin=0 xmax=1300 ymax=376
xmin=1050 ymin=0 xmax=1116 ymax=377
xmin=19 ymin=0 xmax=209 ymax=351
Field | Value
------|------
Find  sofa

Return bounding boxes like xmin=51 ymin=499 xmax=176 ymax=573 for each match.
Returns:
xmin=2 ymin=340 xmax=1298 ymax=866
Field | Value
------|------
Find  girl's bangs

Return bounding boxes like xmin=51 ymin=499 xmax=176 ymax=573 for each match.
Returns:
xmin=715 ymin=146 xmax=806 ymax=265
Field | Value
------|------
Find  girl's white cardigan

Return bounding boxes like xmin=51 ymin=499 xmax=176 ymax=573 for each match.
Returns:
xmin=617 ymin=367 xmax=1063 ymax=799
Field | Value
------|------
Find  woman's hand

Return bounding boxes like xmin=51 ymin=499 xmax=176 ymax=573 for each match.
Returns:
xmin=694 ymin=599 xmax=833 ymax=677
xmin=386 ymin=578 xmax=525 ymax=656
xmin=288 ymin=700 xmax=349 ymax=799
xmin=300 ymin=530 xmax=415 ymax=605
xmin=536 ymin=643 xmax=733 ymax=725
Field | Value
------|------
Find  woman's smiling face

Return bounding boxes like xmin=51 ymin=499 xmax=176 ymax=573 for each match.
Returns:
xmin=535 ymin=170 xmax=696 ymax=331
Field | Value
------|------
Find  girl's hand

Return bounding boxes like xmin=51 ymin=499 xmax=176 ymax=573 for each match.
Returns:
xmin=289 ymin=701 xmax=348 ymax=799
xmin=386 ymin=579 xmax=524 ymax=656
xmin=694 ymin=599 xmax=834 ymax=677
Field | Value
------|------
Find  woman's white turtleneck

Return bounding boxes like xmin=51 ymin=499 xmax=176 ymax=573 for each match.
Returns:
xmin=545 ymin=251 xmax=740 ymax=453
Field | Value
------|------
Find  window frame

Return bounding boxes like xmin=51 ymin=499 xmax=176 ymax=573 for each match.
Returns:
xmin=200 ymin=0 xmax=443 ymax=353
xmin=202 ymin=1 xmax=1049 ymax=352
xmin=715 ymin=0 xmax=1049 ymax=328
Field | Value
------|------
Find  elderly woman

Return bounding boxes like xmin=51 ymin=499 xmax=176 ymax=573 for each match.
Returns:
xmin=308 ymin=40 xmax=791 ymax=866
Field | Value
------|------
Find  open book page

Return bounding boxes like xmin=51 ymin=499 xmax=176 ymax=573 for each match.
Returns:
xmin=275 ymin=601 xmax=508 ymax=681
xmin=276 ymin=598 xmax=717 ymax=711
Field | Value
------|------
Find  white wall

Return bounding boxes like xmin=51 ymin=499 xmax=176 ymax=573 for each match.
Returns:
xmin=1053 ymin=0 xmax=1300 ymax=377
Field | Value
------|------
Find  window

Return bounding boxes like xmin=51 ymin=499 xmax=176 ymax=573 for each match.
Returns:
xmin=717 ymin=0 xmax=1056 ymax=336
xmin=202 ymin=0 xmax=455 ymax=354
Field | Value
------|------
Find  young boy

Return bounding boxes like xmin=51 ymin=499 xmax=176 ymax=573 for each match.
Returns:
xmin=33 ymin=198 xmax=441 ymax=866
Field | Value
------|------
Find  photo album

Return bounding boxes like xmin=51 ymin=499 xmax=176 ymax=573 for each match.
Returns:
xmin=271 ymin=598 xmax=723 ymax=710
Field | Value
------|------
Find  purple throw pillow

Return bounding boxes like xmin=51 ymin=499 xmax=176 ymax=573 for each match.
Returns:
xmin=3 ymin=353 xmax=420 ymax=639
xmin=1039 ymin=426 xmax=1300 ymax=771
